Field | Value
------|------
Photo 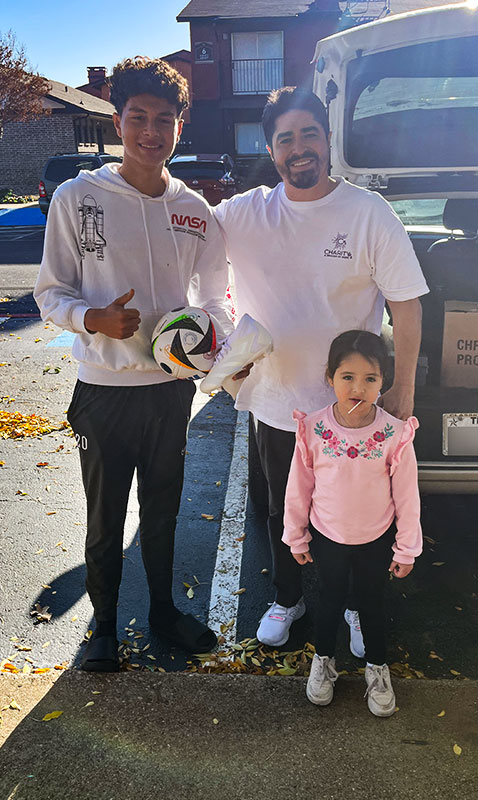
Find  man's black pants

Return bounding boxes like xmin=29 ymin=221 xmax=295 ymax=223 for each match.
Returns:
xmin=309 ymin=523 xmax=396 ymax=665
xmin=67 ymin=379 xmax=195 ymax=623
xmin=252 ymin=418 xmax=302 ymax=608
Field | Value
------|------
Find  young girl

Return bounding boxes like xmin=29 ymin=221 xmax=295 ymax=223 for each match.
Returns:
xmin=282 ymin=330 xmax=422 ymax=717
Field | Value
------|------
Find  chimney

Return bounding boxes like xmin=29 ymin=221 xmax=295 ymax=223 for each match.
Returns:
xmin=87 ymin=66 xmax=106 ymax=84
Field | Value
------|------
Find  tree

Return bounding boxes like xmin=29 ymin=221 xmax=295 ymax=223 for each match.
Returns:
xmin=0 ymin=31 xmax=49 ymax=129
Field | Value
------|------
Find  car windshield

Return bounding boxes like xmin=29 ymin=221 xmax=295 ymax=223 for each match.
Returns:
xmin=345 ymin=35 xmax=478 ymax=168
xmin=168 ymin=162 xmax=227 ymax=179
xmin=45 ymin=158 xmax=99 ymax=182
xmin=389 ymin=199 xmax=448 ymax=227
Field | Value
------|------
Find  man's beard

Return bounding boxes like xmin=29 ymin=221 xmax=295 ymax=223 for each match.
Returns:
xmin=280 ymin=152 xmax=322 ymax=189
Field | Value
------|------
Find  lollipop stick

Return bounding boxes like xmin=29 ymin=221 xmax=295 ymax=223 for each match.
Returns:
xmin=348 ymin=400 xmax=363 ymax=415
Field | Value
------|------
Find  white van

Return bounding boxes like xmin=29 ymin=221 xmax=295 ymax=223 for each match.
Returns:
xmin=313 ymin=2 xmax=478 ymax=493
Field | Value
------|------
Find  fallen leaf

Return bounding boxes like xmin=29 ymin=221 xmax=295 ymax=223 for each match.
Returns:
xmin=213 ymin=718 xmax=219 ymax=725
xmin=235 ymin=535 xmax=246 ymax=542
xmin=42 ymin=641 xmax=50 ymax=648
xmin=428 ymin=651 xmax=444 ymax=661
xmin=187 ymin=587 xmax=195 ymax=599
xmin=232 ymin=588 xmax=246 ymax=595
xmin=71 ymin=616 xmax=78 ymax=622
xmin=450 ymin=669 xmax=461 ymax=676
xmin=84 ymin=701 xmax=95 ymax=708
xmin=128 ymin=618 xmax=136 ymax=626
xmin=9 ymin=700 xmax=21 ymax=710
xmin=453 ymin=744 xmax=462 ymax=756
xmin=42 ymin=710 xmax=63 ymax=721
xmin=437 ymin=710 xmax=445 ymax=717
xmin=432 ymin=562 xmax=445 ymax=567
xmin=201 ymin=513 xmax=214 ymax=520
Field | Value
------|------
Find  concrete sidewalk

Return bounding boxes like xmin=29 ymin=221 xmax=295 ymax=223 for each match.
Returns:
xmin=0 ymin=671 xmax=476 ymax=800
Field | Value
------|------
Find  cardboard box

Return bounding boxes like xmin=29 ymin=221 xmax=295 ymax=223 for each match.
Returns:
xmin=441 ymin=301 xmax=478 ymax=388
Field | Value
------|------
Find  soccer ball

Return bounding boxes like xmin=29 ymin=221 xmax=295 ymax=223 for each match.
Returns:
xmin=151 ymin=306 xmax=217 ymax=379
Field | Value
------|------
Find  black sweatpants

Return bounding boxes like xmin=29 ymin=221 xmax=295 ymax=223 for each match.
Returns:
xmin=252 ymin=418 xmax=302 ymax=608
xmin=309 ymin=523 xmax=396 ymax=665
xmin=67 ymin=379 xmax=195 ymax=623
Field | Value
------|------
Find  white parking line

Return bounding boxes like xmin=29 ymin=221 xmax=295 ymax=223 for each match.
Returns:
xmin=208 ymin=409 xmax=248 ymax=645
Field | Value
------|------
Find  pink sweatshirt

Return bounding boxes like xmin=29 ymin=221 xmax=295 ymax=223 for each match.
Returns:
xmin=282 ymin=405 xmax=422 ymax=565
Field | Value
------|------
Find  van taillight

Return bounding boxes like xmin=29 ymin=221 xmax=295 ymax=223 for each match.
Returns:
xmin=38 ymin=181 xmax=47 ymax=197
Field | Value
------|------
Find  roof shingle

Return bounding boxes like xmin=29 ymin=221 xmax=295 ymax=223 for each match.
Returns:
xmin=48 ymin=80 xmax=114 ymax=116
xmin=177 ymin=0 xmax=337 ymax=20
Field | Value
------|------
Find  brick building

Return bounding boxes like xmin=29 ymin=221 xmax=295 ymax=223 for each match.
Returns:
xmin=0 ymin=81 xmax=120 ymax=195
xmin=177 ymin=0 xmax=340 ymax=157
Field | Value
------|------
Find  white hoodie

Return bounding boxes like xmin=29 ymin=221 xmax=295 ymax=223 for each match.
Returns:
xmin=34 ymin=163 xmax=233 ymax=386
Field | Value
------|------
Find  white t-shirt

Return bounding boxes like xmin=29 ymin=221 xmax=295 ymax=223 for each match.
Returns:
xmin=214 ymin=177 xmax=429 ymax=432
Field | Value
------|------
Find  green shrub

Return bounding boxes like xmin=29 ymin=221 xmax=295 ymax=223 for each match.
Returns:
xmin=0 ymin=188 xmax=38 ymax=203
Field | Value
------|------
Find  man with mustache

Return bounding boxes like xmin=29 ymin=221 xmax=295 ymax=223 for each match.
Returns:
xmin=213 ymin=87 xmax=428 ymax=649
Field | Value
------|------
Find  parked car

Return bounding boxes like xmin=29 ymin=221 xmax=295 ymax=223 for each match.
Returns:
xmin=38 ymin=153 xmax=122 ymax=217
xmin=168 ymin=153 xmax=239 ymax=205
xmin=313 ymin=2 xmax=478 ymax=493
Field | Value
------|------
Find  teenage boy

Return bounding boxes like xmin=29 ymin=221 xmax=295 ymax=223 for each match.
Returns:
xmin=34 ymin=57 xmax=232 ymax=671
xmin=214 ymin=87 xmax=429 ymax=649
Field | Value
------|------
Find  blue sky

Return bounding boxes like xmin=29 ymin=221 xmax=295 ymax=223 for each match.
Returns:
xmin=1 ymin=0 xmax=191 ymax=87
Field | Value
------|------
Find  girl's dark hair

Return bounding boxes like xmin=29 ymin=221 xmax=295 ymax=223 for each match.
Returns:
xmin=327 ymin=330 xmax=389 ymax=379
xmin=109 ymin=56 xmax=189 ymax=116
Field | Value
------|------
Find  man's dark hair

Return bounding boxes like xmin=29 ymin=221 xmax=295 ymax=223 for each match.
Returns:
xmin=327 ymin=330 xmax=389 ymax=381
xmin=262 ymin=87 xmax=329 ymax=147
xmin=109 ymin=56 xmax=189 ymax=116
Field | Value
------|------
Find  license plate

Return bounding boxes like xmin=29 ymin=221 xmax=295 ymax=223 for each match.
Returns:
xmin=443 ymin=413 xmax=478 ymax=456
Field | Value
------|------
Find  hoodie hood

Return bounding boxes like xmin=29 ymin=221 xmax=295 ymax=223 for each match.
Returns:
xmin=78 ymin=162 xmax=186 ymax=202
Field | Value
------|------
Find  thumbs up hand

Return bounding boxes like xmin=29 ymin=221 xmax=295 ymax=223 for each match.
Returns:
xmin=84 ymin=289 xmax=141 ymax=339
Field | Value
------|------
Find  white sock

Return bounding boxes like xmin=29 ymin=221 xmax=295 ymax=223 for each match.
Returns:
xmin=367 ymin=662 xmax=386 ymax=668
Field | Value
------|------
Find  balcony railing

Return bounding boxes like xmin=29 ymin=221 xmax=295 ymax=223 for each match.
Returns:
xmin=231 ymin=58 xmax=284 ymax=95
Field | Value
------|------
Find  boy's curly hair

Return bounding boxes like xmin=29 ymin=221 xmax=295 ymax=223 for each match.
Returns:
xmin=109 ymin=56 xmax=189 ymax=116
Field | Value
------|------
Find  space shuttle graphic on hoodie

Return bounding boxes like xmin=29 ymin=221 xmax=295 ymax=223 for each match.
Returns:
xmin=34 ymin=163 xmax=233 ymax=386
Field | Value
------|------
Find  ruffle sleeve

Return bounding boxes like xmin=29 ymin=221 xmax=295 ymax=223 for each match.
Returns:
xmin=390 ymin=416 xmax=419 ymax=475
xmin=292 ymin=409 xmax=313 ymax=468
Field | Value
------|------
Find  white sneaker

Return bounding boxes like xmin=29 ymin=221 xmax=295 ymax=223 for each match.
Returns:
xmin=306 ymin=655 xmax=338 ymax=706
xmin=256 ymin=597 xmax=306 ymax=647
xmin=364 ymin=664 xmax=396 ymax=717
xmin=200 ymin=314 xmax=273 ymax=397
xmin=344 ymin=608 xmax=365 ymax=658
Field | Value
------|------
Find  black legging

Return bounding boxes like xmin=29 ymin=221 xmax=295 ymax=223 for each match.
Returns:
xmin=309 ymin=522 xmax=396 ymax=665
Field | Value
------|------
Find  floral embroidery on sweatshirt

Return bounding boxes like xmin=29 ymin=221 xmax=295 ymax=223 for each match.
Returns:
xmin=314 ymin=420 xmax=395 ymax=459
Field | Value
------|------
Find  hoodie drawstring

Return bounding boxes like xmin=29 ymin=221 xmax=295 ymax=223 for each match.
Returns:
xmin=138 ymin=195 xmax=158 ymax=313
xmin=163 ymin=197 xmax=185 ymax=294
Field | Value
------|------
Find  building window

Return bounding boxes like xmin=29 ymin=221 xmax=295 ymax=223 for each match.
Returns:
xmin=235 ymin=123 xmax=268 ymax=155
xmin=231 ymin=32 xmax=283 ymax=95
